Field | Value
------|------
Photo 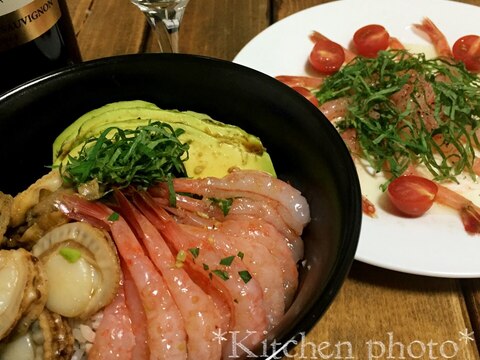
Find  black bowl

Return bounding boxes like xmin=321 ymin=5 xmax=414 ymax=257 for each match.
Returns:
xmin=0 ymin=53 xmax=361 ymax=358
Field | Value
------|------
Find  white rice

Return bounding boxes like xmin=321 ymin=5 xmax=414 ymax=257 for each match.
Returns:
xmin=69 ymin=312 xmax=103 ymax=360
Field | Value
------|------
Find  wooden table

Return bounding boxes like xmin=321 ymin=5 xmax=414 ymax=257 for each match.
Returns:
xmin=66 ymin=1 xmax=480 ymax=359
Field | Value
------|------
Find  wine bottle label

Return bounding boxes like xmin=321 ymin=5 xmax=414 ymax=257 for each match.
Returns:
xmin=0 ymin=0 xmax=62 ymax=52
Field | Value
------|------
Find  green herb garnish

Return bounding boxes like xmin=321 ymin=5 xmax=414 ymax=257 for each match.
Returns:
xmin=107 ymin=212 xmax=120 ymax=222
xmin=59 ymin=247 xmax=82 ymax=263
xmin=237 ymin=251 xmax=244 ymax=260
xmin=219 ymin=255 xmax=235 ymax=266
xmin=238 ymin=270 xmax=252 ymax=284
xmin=188 ymin=247 xmax=200 ymax=259
xmin=59 ymin=122 xmax=189 ymax=196
xmin=314 ymin=50 xmax=480 ymax=188
xmin=209 ymin=197 xmax=234 ymax=216
xmin=212 ymin=269 xmax=230 ymax=281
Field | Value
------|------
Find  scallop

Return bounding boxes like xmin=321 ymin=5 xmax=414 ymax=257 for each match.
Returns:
xmin=10 ymin=170 xmax=64 ymax=228
xmin=0 ymin=309 xmax=74 ymax=360
xmin=7 ymin=170 xmax=72 ymax=249
xmin=12 ymin=186 xmax=73 ymax=249
xmin=31 ymin=222 xmax=121 ymax=319
xmin=0 ymin=249 xmax=47 ymax=341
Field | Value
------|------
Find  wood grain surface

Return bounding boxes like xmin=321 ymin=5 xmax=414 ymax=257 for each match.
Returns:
xmin=65 ymin=1 xmax=480 ymax=359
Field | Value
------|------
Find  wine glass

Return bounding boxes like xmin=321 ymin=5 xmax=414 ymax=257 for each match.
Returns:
xmin=131 ymin=0 xmax=190 ymax=53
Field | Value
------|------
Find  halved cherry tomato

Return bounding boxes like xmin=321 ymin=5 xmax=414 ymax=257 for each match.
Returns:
xmin=309 ymin=39 xmax=345 ymax=75
xmin=452 ymin=35 xmax=480 ymax=72
xmin=353 ymin=24 xmax=390 ymax=58
xmin=387 ymin=175 xmax=438 ymax=217
xmin=291 ymin=86 xmax=319 ymax=107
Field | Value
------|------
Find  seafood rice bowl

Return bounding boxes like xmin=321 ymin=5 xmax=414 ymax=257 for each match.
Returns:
xmin=0 ymin=53 xmax=361 ymax=359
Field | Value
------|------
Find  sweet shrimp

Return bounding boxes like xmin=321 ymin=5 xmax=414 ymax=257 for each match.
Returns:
xmin=166 ymin=168 xmax=311 ymax=237
xmin=122 ymin=262 xmax=149 ymax=359
xmin=149 ymin=186 xmax=301 ymax=307
xmin=114 ymin=190 xmax=223 ymax=360
xmin=148 ymin=189 xmax=304 ymax=262
xmin=132 ymin=191 xmax=269 ymax=357
xmin=61 ymin=195 xmax=188 ymax=360
xmin=88 ymin=280 xmax=136 ymax=360
xmin=179 ymin=219 xmax=287 ymax=327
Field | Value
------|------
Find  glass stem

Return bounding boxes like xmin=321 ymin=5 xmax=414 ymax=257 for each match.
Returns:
xmin=146 ymin=4 xmax=187 ymax=53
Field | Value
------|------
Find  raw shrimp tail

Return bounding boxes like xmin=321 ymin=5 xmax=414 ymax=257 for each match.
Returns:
xmin=413 ymin=17 xmax=452 ymax=57
xmin=362 ymin=196 xmax=376 ymax=217
xmin=434 ymin=183 xmax=480 ymax=234
xmin=460 ymin=205 xmax=480 ymax=234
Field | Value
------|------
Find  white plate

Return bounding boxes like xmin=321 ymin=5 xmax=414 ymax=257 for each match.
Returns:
xmin=234 ymin=0 xmax=480 ymax=278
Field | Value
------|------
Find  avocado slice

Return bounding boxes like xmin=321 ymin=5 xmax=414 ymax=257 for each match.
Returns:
xmin=52 ymin=100 xmax=159 ymax=159
xmin=53 ymin=101 xmax=276 ymax=178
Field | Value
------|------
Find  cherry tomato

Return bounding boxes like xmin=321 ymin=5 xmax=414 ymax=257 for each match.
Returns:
xmin=291 ymin=86 xmax=319 ymax=107
xmin=309 ymin=39 xmax=345 ymax=75
xmin=452 ymin=35 xmax=480 ymax=72
xmin=353 ymin=24 xmax=390 ymax=58
xmin=387 ymin=175 xmax=438 ymax=217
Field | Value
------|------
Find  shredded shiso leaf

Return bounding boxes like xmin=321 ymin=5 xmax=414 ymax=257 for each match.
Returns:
xmin=58 ymin=122 xmax=189 ymax=196
xmin=314 ymin=50 xmax=480 ymax=188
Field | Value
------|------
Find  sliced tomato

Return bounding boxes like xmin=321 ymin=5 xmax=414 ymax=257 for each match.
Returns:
xmin=353 ymin=24 xmax=390 ymax=58
xmin=291 ymin=86 xmax=319 ymax=107
xmin=387 ymin=175 xmax=438 ymax=217
xmin=309 ymin=39 xmax=345 ymax=75
xmin=452 ymin=35 xmax=480 ymax=72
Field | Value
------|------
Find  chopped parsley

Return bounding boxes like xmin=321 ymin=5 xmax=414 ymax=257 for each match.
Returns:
xmin=107 ymin=212 xmax=120 ymax=222
xmin=209 ymin=197 xmax=234 ymax=216
xmin=188 ymin=247 xmax=200 ymax=259
xmin=59 ymin=247 xmax=82 ymax=263
xmin=203 ymin=253 xmax=251 ymax=283
xmin=238 ymin=270 xmax=252 ymax=284
xmin=212 ymin=269 xmax=230 ymax=281
xmin=219 ymin=255 xmax=235 ymax=266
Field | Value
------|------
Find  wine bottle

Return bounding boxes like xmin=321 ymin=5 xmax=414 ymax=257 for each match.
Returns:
xmin=0 ymin=0 xmax=81 ymax=94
